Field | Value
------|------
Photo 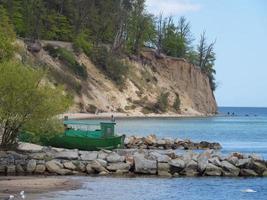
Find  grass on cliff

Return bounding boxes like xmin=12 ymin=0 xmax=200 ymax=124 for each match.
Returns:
xmin=44 ymin=45 xmax=88 ymax=79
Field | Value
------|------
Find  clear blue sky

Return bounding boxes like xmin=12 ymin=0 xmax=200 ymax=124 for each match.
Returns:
xmin=146 ymin=0 xmax=267 ymax=107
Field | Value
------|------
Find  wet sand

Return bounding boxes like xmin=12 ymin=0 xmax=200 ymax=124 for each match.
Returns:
xmin=0 ymin=176 xmax=81 ymax=198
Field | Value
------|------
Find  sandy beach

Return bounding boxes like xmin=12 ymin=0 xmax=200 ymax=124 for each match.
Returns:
xmin=0 ymin=176 xmax=81 ymax=198
xmin=62 ymin=112 xmax=212 ymax=120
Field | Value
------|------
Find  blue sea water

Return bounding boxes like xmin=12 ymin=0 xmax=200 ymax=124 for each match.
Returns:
xmin=38 ymin=107 xmax=267 ymax=200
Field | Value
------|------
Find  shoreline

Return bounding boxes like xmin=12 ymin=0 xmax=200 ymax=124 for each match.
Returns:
xmin=0 ymin=176 xmax=81 ymax=198
xmin=62 ymin=112 xmax=217 ymax=120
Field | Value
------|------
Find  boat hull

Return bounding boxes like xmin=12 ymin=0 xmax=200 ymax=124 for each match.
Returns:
xmin=19 ymin=132 xmax=125 ymax=151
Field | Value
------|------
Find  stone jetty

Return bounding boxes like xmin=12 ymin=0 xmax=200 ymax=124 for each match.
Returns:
xmin=0 ymin=142 xmax=267 ymax=177
xmin=124 ymin=135 xmax=222 ymax=150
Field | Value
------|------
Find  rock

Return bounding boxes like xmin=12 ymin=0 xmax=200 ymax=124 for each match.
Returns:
xmin=63 ymin=161 xmax=77 ymax=170
xmin=106 ymin=152 xmax=125 ymax=163
xmin=29 ymin=153 xmax=47 ymax=160
xmin=99 ymin=171 xmax=109 ymax=175
xmin=91 ymin=160 xmax=109 ymax=173
xmin=107 ymin=162 xmax=130 ymax=172
xmin=236 ymin=158 xmax=251 ymax=168
xmin=55 ymin=150 xmax=79 ymax=160
xmin=249 ymin=154 xmax=263 ymax=161
xmin=156 ymin=139 xmax=166 ymax=146
xmin=86 ymin=164 xmax=94 ymax=174
xmin=97 ymin=151 xmax=109 ymax=160
xmin=158 ymin=163 xmax=170 ymax=171
xmin=263 ymin=170 xmax=267 ymax=176
xmin=148 ymin=151 xmax=171 ymax=163
xmin=204 ymin=163 xmax=222 ymax=176
xmin=79 ymin=151 xmax=98 ymax=161
xmin=250 ymin=161 xmax=266 ymax=175
xmin=6 ymin=165 xmax=16 ymax=174
xmin=77 ymin=162 xmax=86 ymax=172
xmin=144 ymin=135 xmax=157 ymax=145
xmin=115 ymin=169 xmax=129 ymax=175
xmin=221 ymin=161 xmax=240 ymax=176
xmin=46 ymin=160 xmax=71 ymax=175
xmin=169 ymin=159 xmax=185 ymax=173
xmin=180 ymin=168 xmax=199 ymax=176
xmin=0 ymin=166 xmax=6 ymax=174
xmin=197 ymin=150 xmax=213 ymax=173
xmin=17 ymin=142 xmax=43 ymax=152
xmin=16 ymin=164 xmax=25 ymax=174
xmin=209 ymin=157 xmax=221 ymax=167
xmin=186 ymin=160 xmax=198 ymax=171
xmin=96 ymin=159 xmax=108 ymax=167
xmin=226 ymin=156 xmax=239 ymax=166
xmin=35 ymin=164 xmax=46 ymax=173
xmin=134 ymin=153 xmax=157 ymax=174
xmin=158 ymin=171 xmax=172 ymax=177
xmin=240 ymin=169 xmax=258 ymax=177
xmin=27 ymin=159 xmax=37 ymax=173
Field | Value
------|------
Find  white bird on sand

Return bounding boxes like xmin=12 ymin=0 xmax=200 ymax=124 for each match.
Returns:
xmin=20 ymin=191 xmax=26 ymax=199
xmin=8 ymin=195 xmax=14 ymax=199
xmin=241 ymin=188 xmax=257 ymax=193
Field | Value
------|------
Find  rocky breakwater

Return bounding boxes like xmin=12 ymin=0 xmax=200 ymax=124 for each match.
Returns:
xmin=125 ymin=135 xmax=222 ymax=150
xmin=1 ymin=143 xmax=267 ymax=177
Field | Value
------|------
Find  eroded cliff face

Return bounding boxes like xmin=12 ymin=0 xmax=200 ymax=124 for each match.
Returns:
xmin=23 ymin=41 xmax=217 ymax=116
xmin=139 ymin=50 xmax=217 ymax=115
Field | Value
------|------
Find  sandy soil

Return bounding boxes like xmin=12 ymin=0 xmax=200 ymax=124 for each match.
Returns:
xmin=0 ymin=176 xmax=81 ymax=198
xmin=62 ymin=112 xmax=210 ymax=120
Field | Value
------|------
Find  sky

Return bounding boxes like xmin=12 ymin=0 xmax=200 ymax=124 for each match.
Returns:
xmin=146 ymin=0 xmax=267 ymax=107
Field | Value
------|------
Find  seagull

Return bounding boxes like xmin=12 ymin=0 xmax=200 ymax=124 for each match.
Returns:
xmin=241 ymin=188 xmax=257 ymax=193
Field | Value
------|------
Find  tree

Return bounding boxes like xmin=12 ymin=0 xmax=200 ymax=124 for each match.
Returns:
xmin=197 ymin=32 xmax=216 ymax=91
xmin=0 ymin=61 xmax=72 ymax=149
xmin=0 ymin=6 xmax=16 ymax=62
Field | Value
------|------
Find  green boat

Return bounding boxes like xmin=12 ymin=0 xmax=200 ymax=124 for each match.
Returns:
xmin=20 ymin=121 xmax=125 ymax=151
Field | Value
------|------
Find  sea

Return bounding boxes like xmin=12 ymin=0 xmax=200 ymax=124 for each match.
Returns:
xmin=38 ymin=107 xmax=267 ymax=200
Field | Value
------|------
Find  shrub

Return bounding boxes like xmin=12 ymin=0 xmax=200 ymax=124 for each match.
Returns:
xmin=155 ymin=92 xmax=169 ymax=112
xmin=90 ymin=46 xmax=129 ymax=86
xmin=173 ymin=93 xmax=181 ymax=111
xmin=73 ymin=32 xmax=93 ymax=56
xmin=44 ymin=45 xmax=88 ymax=79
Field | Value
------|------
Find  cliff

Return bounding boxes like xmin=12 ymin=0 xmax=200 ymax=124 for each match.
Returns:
xmin=20 ymin=40 xmax=217 ymax=116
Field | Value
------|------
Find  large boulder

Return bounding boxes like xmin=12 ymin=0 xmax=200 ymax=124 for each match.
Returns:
xmin=35 ymin=164 xmax=46 ymax=174
xmin=169 ymin=158 xmax=185 ymax=173
xmin=249 ymin=161 xmax=266 ymax=175
xmin=197 ymin=150 xmax=213 ymax=173
xmin=90 ymin=160 xmax=109 ymax=173
xmin=55 ymin=150 xmax=79 ymax=160
xmin=26 ymin=159 xmax=37 ymax=173
xmin=209 ymin=157 xmax=221 ymax=167
xmin=79 ymin=151 xmax=98 ymax=161
xmin=240 ymin=169 xmax=258 ymax=177
xmin=221 ymin=161 xmax=240 ymax=176
xmin=107 ymin=162 xmax=131 ymax=172
xmin=63 ymin=161 xmax=77 ymax=170
xmin=6 ymin=165 xmax=16 ymax=174
xmin=144 ymin=135 xmax=157 ymax=145
xmin=148 ymin=151 xmax=171 ymax=163
xmin=106 ymin=152 xmax=125 ymax=163
xmin=46 ymin=160 xmax=72 ymax=175
xmin=134 ymin=153 xmax=157 ymax=174
xmin=204 ymin=163 xmax=222 ymax=176
xmin=236 ymin=158 xmax=252 ymax=168
xmin=16 ymin=164 xmax=25 ymax=174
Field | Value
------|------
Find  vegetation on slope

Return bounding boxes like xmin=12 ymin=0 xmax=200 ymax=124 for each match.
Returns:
xmin=0 ymin=9 xmax=72 ymax=150
xmin=0 ymin=0 xmax=217 ymax=91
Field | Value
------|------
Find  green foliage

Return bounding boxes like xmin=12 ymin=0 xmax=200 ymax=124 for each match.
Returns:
xmin=0 ymin=6 xmax=16 ymax=62
xmin=73 ymin=32 xmax=93 ymax=56
xmin=155 ymin=92 xmax=169 ymax=113
xmin=0 ymin=61 xmax=72 ymax=149
xmin=197 ymin=32 xmax=216 ymax=91
xmin=91 ymin=46 xmax=129 ymax=86
xmin=44 ymin=45 xmax=88 ymax=79
xmin=173 ymin=94 xmax=181 ymax=111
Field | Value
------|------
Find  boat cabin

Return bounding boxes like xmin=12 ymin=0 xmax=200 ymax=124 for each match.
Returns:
xmin=64 ymin=121 xmax=116 ymax=138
